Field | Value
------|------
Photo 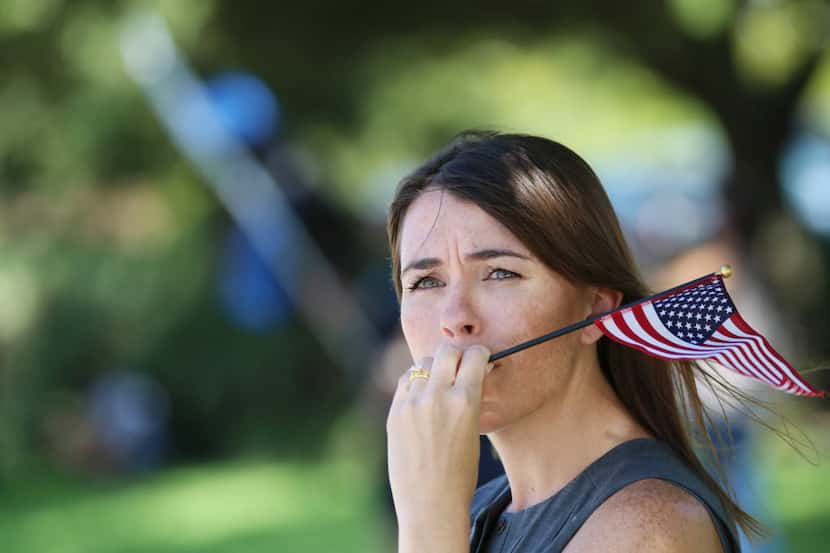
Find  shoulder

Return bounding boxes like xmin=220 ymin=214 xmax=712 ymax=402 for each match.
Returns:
xmin=470 ymin=474 xmax=508 ymax=514
xmin=564 ymin=478 xmax=724 ymax=553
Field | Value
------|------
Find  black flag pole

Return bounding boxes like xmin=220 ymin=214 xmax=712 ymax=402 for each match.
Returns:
xmin=488 ymin=265 xmax=732 ymax=363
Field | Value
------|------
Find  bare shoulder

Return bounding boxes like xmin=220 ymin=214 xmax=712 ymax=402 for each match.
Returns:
xmin=564 ymin=478 xmax=725 ymax=553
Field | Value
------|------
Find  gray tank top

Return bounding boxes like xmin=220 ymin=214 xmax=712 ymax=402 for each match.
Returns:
xmin=468 ymin=438 xmax=739 ymax=553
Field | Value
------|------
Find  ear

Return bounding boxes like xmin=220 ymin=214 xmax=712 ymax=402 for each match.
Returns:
xmin=580 ymin=287 xmax=623 ymax=345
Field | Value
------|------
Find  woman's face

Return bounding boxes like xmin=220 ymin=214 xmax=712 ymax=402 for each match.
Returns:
xmin=398 ymin=189 xmax=594 ymax=433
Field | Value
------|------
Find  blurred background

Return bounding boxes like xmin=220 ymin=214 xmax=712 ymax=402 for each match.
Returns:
xmin=1 ymin=1 xmax=829 ymax=551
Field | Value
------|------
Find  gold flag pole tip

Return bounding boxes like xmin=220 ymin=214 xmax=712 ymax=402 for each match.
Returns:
xmin=719 ymin=264 xmax=733 ymax=279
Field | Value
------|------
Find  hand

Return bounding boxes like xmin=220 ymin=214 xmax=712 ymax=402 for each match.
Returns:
xmin=386 ymin=344 xmax=493 ymax=551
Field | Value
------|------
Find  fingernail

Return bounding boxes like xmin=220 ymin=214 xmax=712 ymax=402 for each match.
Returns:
xmin=486 ymin=362 xmax=495 ymax=374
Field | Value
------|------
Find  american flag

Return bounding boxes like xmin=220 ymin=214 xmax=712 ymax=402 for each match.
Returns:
xmin=594 ymin=274 xmax=825 ymax=398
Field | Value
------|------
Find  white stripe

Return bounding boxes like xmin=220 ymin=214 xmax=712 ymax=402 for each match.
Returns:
xmin=706 ymin=355 xmax=751 ymax=378
xmin=638 ymin=306 xmax=754 ymax=357
xmin=712 ymin=353 xmax=763 ymax=382
xmin=715 ymin=321 xmax=786 ymax=380
xmin=619 ymin=310 xmax=707 ymax=357
xmin=600 ymin=318 xmax=691 ymax=360
xmin=710 ymin=331 xmax=781 ymax=385
xmin=722 ymin=319 xmax=811 ymax=393
xmin=638 ymin=305 xmax=778 ymax=384
xmin=721 ymin=340 xmax=778 ymax=387
xmin=604 ymin=308 xmax=810 ymax=395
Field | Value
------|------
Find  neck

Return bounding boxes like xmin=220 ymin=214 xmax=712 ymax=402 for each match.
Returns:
xmin=487 ymin=354 xmax=651 ymax=512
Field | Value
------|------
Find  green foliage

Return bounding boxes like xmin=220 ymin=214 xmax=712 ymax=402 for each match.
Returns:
xmin=306 ymin=33 xmax=718 ymax=213
xmin=0 ymin=0 xmax=356 ymax=475
xmin=1 ymin=0 xmax=828 ymax=484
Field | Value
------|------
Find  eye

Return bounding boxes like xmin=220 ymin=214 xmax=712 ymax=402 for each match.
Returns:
xmin=406 ymin=275 xmax=444 ymax=291
xmin=486 ymin=268 xmax=519 ymax=280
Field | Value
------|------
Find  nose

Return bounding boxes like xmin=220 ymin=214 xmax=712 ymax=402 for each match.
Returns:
xmin=440 ymin=285 xmax=481 ymax=338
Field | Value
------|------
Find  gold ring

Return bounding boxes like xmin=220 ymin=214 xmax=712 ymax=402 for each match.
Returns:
xmin=408 ymin=367 xmax=431 ymax=383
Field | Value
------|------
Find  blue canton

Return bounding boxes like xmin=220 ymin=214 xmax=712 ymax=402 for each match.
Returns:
xmin=653 ymin=279 xmax=736 ymax=345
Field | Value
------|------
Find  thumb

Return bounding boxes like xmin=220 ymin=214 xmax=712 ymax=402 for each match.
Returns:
xmin=454 ymin=345 xmax=493 ymax=393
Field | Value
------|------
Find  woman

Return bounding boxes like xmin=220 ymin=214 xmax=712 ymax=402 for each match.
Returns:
xmin=385 ymin=131 xmax=755 ymax=552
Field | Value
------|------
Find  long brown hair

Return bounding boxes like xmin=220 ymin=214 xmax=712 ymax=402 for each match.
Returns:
xmin=386 ymin=130 xmax=765 ymax=537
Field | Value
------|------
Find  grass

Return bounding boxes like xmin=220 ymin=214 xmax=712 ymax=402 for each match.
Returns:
xmin=0 ymin=410 xmax=828 ymax=553
xmin=0 ymin=456 xmax=387 ymax=553
xmin=760 ymin=411 xmax=830 ymax=553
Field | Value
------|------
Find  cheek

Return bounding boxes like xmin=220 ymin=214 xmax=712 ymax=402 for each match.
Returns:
xmin=399 ymin=301 xmax=436 ymax=357
xmin=505 ymin=292 xmax=573 ymax=341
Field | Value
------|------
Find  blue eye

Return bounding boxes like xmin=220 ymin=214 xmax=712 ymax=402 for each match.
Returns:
xmin=488 ymin=268 xmax=519 ymax=280
xmin=407 ymin=276 xmax=443 ymax=291
xmin=406 ymin=269 xmax=519 ymax=292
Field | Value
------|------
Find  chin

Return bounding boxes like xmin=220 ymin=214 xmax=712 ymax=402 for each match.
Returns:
xmin=478 ymin=409 xmax=505 ymax=435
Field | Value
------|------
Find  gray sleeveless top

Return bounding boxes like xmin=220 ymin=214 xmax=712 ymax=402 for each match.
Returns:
xmin=469 ymin=438 xmax=739 ymax=553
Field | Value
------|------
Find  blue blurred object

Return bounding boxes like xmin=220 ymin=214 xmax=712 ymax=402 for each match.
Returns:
xmin=219 ymin=225 xmax=295 ymax=331
xmin=595 ymin=125 xmax=728 ymax=263
xmin=88 ymin=370 xmax=169 ymax=473
xmin=206 ymin=72 xmax=281 ymax=147
xmin=781 ymin=133 xmax=830 ymax=239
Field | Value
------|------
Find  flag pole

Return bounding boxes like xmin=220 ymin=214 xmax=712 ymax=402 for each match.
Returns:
xmin=488 ymin=265 xmax=733 ymax=363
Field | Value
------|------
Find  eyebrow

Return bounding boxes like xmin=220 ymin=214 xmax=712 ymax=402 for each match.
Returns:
xmin=401 ymin=248 xmax=531 ymax=275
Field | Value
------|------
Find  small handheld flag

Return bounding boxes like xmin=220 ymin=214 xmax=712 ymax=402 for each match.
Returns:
xmin=488 ymin=265 xmax=826 ymax=398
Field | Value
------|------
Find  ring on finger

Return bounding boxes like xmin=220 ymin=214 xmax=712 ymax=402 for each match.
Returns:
xmin=408 ymin=366 xmax=431 ymax=383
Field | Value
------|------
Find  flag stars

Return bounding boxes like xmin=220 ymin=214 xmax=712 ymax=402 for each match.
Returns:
xmin=654 ymin=279 xmax=737 ymax=345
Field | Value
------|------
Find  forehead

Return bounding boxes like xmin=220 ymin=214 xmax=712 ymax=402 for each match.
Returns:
xmin=399 ymin=190 xmax=528 ymax=262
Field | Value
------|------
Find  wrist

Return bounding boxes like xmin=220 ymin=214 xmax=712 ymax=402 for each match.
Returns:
xmin=397 ymin=511 xmax=470 ymax=553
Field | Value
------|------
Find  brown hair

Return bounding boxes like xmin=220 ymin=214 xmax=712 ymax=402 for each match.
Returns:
xmin=387 ymin=130 xmax=764 ymax=537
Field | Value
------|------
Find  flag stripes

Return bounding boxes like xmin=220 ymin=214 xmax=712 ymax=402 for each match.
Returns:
xmin=594 ymin=275 xmax=824 ymax=398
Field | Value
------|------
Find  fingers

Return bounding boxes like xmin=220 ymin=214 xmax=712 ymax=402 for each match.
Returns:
xmin=389 ymin=344 xmax=491 ymax=412
xmin=454 ymin=345 xmax=492 ymax=394
xmin=427 ymin=344 xmax=462 ymax=389
xmin=390 ymin=357 xmax=432 ymax=412
xmin=407 ymin=357 xmax=432 ymax=394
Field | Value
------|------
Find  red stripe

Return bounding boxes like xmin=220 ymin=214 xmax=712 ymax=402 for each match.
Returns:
xmin=594 ymin=318 xmax=682 ymax=361
xmin=606 ymin=307 xmax=771 ymax=375
xmin=632 ymin=306 xmax=763 ymax=361
xmin=714 ymin=322 xmax=785 ymax=382
xmin=712 ymin=353 xmax=751 ymax=378
xmin=712 ymin=347 xmax=776 ymax=386
xmin=615 ymin=308 xmax=694 ymax=357
xmin=596 ymin=296 xmax=827 ymax=398
xmin=717 ymin=316 xmax=789 ymax=380
xmin=708 ymin=335 xmax=780 ymax=386
xmin=719 ymin=317 xmax=811 ymax=392
xmin=729 ymin=313 xmax=824 ymax=397
xmin=631 ymin=307 xmax=702 ymax=356
xmin=712 ymin=326 xmax=783 ymax=385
